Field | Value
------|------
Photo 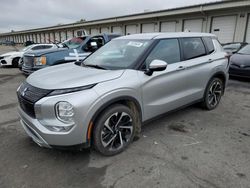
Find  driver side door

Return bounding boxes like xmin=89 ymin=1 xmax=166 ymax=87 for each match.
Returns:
xmin=138 ymin=38 xmax=188 ymax=121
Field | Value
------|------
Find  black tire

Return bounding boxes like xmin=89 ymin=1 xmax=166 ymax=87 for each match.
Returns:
xmin=12 ymin=57 xmax=20 ymax=68
xmin=93 ymin=104 xmax=136 ymax=156
xmin=202 ymin=77 xmax=224 ymax=110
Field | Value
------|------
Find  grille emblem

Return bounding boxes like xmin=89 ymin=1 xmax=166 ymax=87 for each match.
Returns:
xmin=240 ymin=64 xmax=245 ymax=68
xmin=22 ymin=88 xmax=28 ymax=97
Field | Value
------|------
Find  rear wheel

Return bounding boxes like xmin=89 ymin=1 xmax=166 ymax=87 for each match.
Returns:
xmin=202 ymin=77 xmax=224 ymax=110
xmin=12 ymin=57 xmax=20 ymax=68
xmin=93 ymin=104 xmax=136 ymax=156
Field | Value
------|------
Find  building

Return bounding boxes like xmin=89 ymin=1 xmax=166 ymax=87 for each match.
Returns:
xmin=1 ymin=0 xmax=250 ymax=44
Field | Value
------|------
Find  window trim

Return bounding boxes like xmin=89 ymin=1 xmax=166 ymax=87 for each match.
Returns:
xmin=137 ymin=38 xmax=182 ymax=71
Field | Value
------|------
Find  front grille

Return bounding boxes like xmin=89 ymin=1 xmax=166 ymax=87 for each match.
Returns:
xmin=23 ymin=56 xmax=34 ymax=67
xmin=17 ymin=82 xmax=52 ymax=118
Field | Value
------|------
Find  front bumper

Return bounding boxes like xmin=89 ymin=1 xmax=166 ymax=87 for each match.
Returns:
xmin=18 ymin=88 xmax=102 ymax=149
xmin=21 ymin=65 xmax=42 ymax=75
xmin=0 ymin=57 xmax=12 ymax=66
xmin=229 ymin=67 xmax=250 ymax=78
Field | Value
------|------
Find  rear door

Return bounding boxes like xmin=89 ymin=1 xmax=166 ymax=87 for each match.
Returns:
xmin=139 ymin=38 xmax=188 ymax=120
xmin=179 ymin=37 xmax=213 ymax=101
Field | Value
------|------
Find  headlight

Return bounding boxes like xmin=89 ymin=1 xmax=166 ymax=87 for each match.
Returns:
xmin=55 ymin=101 xmax=74 ymax=124
xmin=34 ymin=56 xmax=46 ymax=65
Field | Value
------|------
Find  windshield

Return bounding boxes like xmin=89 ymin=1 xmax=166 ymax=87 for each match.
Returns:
xmin=83 ymin=39 xmax=152 ymax=69
xmin=237 ymin=44 xmax=250 ymax=55
xmin=62 ymin=37 xmax=86 ymax=49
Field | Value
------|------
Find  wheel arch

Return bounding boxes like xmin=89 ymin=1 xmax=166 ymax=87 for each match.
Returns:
xmin=87 ymin=96 xmax=143 ymax=143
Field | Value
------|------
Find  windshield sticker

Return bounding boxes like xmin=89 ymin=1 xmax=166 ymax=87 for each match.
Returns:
xmin=127 ymin=41 xmax=143 ymax=47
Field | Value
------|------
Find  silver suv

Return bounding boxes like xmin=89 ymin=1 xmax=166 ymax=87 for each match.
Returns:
xmin=17 ymin=33 xmax=229 ymax=156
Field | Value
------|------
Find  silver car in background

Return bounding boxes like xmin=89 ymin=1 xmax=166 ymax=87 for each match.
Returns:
xmin=17 ymin=33 xmax=229 ymax=156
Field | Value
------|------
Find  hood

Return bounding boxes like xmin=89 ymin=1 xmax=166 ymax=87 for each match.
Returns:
xmin=0 ymin=51 xmax=23 ymax=57
xmin=24 ymin=47 xmax=68 ymax=56
xmin=230 ymin=53 xmax=250 ymax=66
xmin=26 ymin=63 xmax=124 ymax=89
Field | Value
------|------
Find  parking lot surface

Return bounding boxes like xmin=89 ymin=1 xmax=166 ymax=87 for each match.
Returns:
xmin=0 ymin=45 xmax=250 ymax=188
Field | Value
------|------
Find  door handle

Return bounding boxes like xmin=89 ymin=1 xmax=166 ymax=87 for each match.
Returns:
xmin=207 ymin=59 xmax=213 ymax=63
xmin=177 ymin=66 xmax=186 ymax=71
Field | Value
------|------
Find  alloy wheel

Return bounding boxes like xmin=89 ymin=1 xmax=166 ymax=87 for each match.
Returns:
xmin=208 ymin=80 xmax=223 ymax=108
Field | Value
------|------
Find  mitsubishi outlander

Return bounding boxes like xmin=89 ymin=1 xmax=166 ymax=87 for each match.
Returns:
xmin=17 ymin=33 xmax=229 ymax=156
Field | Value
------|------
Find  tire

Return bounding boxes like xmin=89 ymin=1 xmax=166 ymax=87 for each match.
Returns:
xmin=12 ymin=57 xmax=20 ymax=68
xmin=93 ymin=104 xmax=136 ymax=156
xmin=202 ymin=77 xmax=224 ymax=110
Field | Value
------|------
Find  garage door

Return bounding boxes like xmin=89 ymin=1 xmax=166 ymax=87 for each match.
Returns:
xmin=55 ymin=32 xmax=60 ymax=42
xmin=67 ymin=31 xmax=73 ymax=39
xmin=61 ymin=31 xmax=67 ymax=42
xmin=245 ymin=15 xmax=250 ymax=42
xmin=112 ymin=26 xmax=122 ymax=34
xmin=50 ymin=33 xmax=54 ymax=42
xmin=45 ymin=33 xmax=50 ymax=43
xmin=101 ymin=27 xmax=109 ymax=34
xmin=125 ymin=25 xmax=138 ymax=35
xmin=41 ymin=34 xmax=45 ymax=43
xmin=91 ymin=28 xmax=99 ymax=35
xmin=211 ymin=15 xmax=237 ymax=44
xmin=183 ymin=19 xmax=203 ymax=32
xmin=36 ymin=34 xmax=40 ymax=43
xmin=160 ymin=21 xmax=176 ymax=32
xmin=141 ymin=23 xmax=156 ymax=33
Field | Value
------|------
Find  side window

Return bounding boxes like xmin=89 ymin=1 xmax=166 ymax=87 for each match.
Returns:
xmin=203 ymin=37 xmax=215 ymax=54
xmin=31 ymin=46 xmax=42 ymax=50
xmin=145 ymin=39 xmax=181 ymax=67
xmin=181 ymin=38 xmax=206 ymax=60
xmin=43 ymin=45 xmax=53 ymax=49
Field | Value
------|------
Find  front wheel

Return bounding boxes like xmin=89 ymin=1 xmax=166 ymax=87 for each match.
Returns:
xmin=202 ymin=77 xmax=224 ymax=110
xmin=93 ymin=104 xmax=136 ymax=156
xmin=12 ymin=57 xmax=20 ymax=68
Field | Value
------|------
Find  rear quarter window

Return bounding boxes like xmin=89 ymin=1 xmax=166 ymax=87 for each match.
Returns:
xmin=181 ymin=37 xmax=206 ymax=60
xmin=203 ymin=37 xmax=215 ymax=54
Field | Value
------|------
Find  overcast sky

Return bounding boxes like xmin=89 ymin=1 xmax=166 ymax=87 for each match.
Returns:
xmin=0 ymin=0 xmax=222 ymax=33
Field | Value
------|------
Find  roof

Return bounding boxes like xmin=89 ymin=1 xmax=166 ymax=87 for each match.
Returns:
xmin=115 ymin=32 xmax=216 ymax=40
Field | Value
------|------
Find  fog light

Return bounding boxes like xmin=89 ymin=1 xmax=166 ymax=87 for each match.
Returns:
xmin=45 ymin=125 xmax=73 ymax=132
xmin=55 ymin=101 xmax=74 ymax=124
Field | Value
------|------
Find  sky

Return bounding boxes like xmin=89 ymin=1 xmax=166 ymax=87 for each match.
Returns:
xmin=0 ymin=0 xmax=222 ymax=33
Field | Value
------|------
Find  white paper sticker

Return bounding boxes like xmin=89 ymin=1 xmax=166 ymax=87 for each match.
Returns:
xmin=127 ymin=41 xmax=143 ymax=47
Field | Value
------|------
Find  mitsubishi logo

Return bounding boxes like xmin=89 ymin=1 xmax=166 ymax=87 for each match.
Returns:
xmin=22 ymin=88 xmax=28 ymax=97
xmin=240 ymin=64 xmax=245 ymax=68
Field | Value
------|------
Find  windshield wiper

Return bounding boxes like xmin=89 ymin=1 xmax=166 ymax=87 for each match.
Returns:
xmin=83 ymin=63 xmax=107 ymax=70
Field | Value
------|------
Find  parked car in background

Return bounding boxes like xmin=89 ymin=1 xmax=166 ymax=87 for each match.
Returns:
xmin=0 ymin=44 xmax=57 ymax=67
xmin=17 ymin=32 xmax=229 ymax=156
xmin=24 ymin=41 xmax=35 ymax=47
xmin=21 ymin=34 xmax=121 ymax=75
xmin=229 ymin=44 xmax=250 ymax=78
xmin=223 ymin=42 xmax=248 ymax=56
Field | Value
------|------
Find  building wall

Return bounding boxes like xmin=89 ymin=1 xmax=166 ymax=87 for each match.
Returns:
xmin=1 ymin=2 xmax=250 ymax=44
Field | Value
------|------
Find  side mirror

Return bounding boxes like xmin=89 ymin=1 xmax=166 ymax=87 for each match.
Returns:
xmin=145 ymin=59 xmax=168 ymax=76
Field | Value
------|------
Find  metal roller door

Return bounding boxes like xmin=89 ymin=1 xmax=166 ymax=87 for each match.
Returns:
xmin=41 ymin=34 xmax=45 ymax=43
xmin=36 ymin=34 xmax=41 ymax=43
xmin=101 ymin=27 xmax=109 ymax=34
xmin=55 ymin=32 xmax=60 ymax=42
xmin=50 ymin=33 xmax=54 ymax=42
xmin=91 ymin=28 xmax=99 ymax=35
xmin=112 ymin=26 xmax=122 ymax=34
xmin=60 ymin=31 xmax=67 ymax=42
xmin=211 ymin=15 xmax=237 ymax=43
xmin=45 ymin=33 xmax=50 ymax=43
xmin=183 ymin=19 xmax=203 ymax=32
xmin=67 ymin=31 xmax=73 ymax=39
xmin=141 ymin=23 xmax=156 ymax=33
xmin=245 ymin=15 xmax=250 ymax=42
xmin=125 ymin=25 xmax=138 ymax=35
xmin=160 ymin=21 xmax=176 ymax=32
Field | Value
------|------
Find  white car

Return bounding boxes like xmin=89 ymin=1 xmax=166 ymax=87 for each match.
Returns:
xmin=0 ymin=44 xmax=57 ymax=67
